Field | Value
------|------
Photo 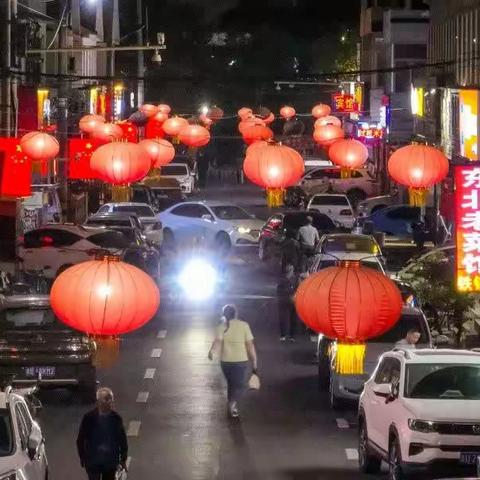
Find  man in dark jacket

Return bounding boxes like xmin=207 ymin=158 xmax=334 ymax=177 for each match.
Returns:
xmin=77 ymin=387 xmax=128 ymax=480
xmin=277 ymin=264 xmax=299 ymax=342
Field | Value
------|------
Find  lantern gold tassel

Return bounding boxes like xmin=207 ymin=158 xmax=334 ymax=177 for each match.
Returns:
xmin=111 ymin=185 xmax=131 ymax=202
xmin=334 ymin=343 xmax=366 ymax=375
xmin=408 ymin=188 xmax=428 ymax=206
xmin=266 ymin=188 xmax=284 ymax=207
xmin=340 ymin=168 xmax=352 ymax=179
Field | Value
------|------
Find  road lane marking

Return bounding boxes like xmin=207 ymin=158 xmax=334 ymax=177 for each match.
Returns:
xmin=157 ymin=329 xmax=167 ymax=339
xmin=151 ymin=348 xmax=162 ymax=358
xmin=127 ymin=421 xmax=141 ymax=437
xmin=144 ymin=368 xmax=156 ymax=379
xmin=136 ymin=391 xmax=149 ymax=403
xmin=345 ymin=448 xmax=359 ymax=461
xmin=336 ymin=418 xmax=350 ymax=429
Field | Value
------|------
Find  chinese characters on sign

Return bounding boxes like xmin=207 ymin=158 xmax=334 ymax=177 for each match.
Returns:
xmin=332 ymin=93 xmax=358 ymax=113
xmin=459 ymin=89 xmax=478 ymax=161
xmin=357 ymin=126 xmax=384 ymax=140
xmin=455 ymin=166 xmax=480 ymax=292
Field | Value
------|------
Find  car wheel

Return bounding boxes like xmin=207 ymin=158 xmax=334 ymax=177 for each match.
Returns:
xmin=371 ymin=204 xmax=387 ymax=215
xmin=388 ymin=436 xmax=406 ymax=480
xmin=215 ymin=231 xmax=231 ymax=253
xmin=329 ymin=376 xmax=344 ymax=410
xmin=163 ymin=228 xmax=175 ymax=250
xmin=56 ymin=264 xmax=73 ymax=277
xmin=347 ymin=189 xmax=367 ymax=207
xmin=358 ymin=419 xmax=381 ymax=473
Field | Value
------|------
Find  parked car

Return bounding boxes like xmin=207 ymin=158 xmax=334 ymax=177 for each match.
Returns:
xmin=0 ymin=294 xmax=97 ymax=402
xmin=310 ymin=251 xmax=385 ymax=274
xmin=299 ymin=166 xmax=379 ymax=205
xmin=356 ymin=193 xmax=397 ymax=217
xmin=358 ymin=349 xmax=480 ymax=479
xmin=156 ymin=163 xmax=195 ymax=194
xmin=307 ymin=194 xmax=356 ymax=229
xmin=258 ymin=211 xmax=337 ymax=262
xmin=0 ymin=386 xmax=48 ymax=479
xmin=317 ymin=233 xmax=383 ymax=258
xmin=159 ymin=201 xmax=264 ymax=250
xmin=303 ymin=156 xmax=333 ymax=172
xmin=317 ymin=306 xmax=432 ymax=409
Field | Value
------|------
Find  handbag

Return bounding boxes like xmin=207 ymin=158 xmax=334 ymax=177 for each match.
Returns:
xmin=248 ymin=373 xmax=261 ymax=390
xmin=115 ymin=467 xmax=128 ymax=480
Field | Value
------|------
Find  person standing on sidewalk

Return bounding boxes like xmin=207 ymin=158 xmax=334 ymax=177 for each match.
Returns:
xmin=277 ymin=264 xmax=299 ymax=342
xmin=77 ymin=387 xmax=128 ymax=480
xmin=297 ymin=216 xmax=320 ymax=272
xmin=208 ymin=304 xmax=258 ymax=418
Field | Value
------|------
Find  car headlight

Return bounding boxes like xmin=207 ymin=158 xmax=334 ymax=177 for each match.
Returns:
xmin=408 ymin=419 xmax=438 ymax=433
xmin=235 ymin=226 xmax=251 ymax=234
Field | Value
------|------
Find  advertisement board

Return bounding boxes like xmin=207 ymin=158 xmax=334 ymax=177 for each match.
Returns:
xmin=459 ymin=89 xmax=478 ymax=161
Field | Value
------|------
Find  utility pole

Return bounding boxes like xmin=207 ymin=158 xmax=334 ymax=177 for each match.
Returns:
xmin=111 ymin=0 xmax=120 ymax=83
xmin=136 ymin=0 xmax=145 ymax=106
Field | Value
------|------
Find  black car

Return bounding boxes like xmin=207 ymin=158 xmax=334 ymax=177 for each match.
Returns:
xmin=258 ymin=211 xmax=337 ymax=262
xmin=0 ymin=294 xmax=97 ymax=402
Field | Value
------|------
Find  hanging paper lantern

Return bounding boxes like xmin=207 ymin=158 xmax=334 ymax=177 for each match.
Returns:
xmin=20 ymin=131 xmax=59 ymax=161
xmin=162 ymin=117 xmax=189 ymax=137
xmin=246 ymin=140 xmax=268 ymax=157
xmin=178 ymin=124 xmax=211 ymax=147
xmin=313 ymin=124 xmax=345 ymax=147
xmin=315 ymin=115 xmax=341 ymax=128
xmin=199 ymin=113 xmax=213 ymax=128
xmin=238 ymin=107 xmax=253 ymax=120
xmin=280 ymin=106 xmax=296 ymax=120
xmin=50 ymin=257 xmax=159 ymax=336
xmin=242 ymin=125 xmax=274 ymax=145
xmin=207 ymin=106 xmax=224 ymax=122
xmin=295 ymin=262 xmax=402 ymax=374
xmin=312 ymin=103 xmax=332 ymax=118
xmin=91 ymin=123 xmax=123 ymax=142
xmin=79 ymin=114 xmax=105 ymax=134
xmin=139 ymin=139 xmax=175 ymax=168
xmin=153 ymin=111 xmax=169 ymax=124
xmin=139 ymin=104 xmax=159 ymax=118
xmin=90 ymin=141 xmax=151 ymax=185
xmin=328 ymin=139 xmax=369 ymax=177
xmin=263 ymin=112 xmax=275 ymax=124
xmin=388 ymin=144 xmax=449 ymax=206
xmin=158 ymin=104 xmax=171 ymax=114
xmin=238 ymin=117 xmax=265 ymax=134
xmin=254 ymin=106 xmax=272 ymax=120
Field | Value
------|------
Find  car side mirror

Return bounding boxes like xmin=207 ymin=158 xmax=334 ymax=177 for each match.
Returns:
xmin=202 ymin=214 xmax=213 ymax=222
xmin=373 ymin=383 xmax=393 ymax=399
xmin=27 ymin=424 xmax=42 ymax=460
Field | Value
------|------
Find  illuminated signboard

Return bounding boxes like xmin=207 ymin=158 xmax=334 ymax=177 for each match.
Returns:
xmin=410 ymin=87 xmax=424 ymax=116
xmin=459 ymin=89 xmax=478 ymax=161
xmin=455 ymin=165 xmax=480 ymax=292
xmin=332 ymin=93 xmax=358 ymax=113
xmin=357 ymin=125 xmax=384 ymax=140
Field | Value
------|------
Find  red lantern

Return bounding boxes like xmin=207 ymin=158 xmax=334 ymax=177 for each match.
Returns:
xmin=313 ymin=124 xmax=345 ymax=146
xmin=139 ymin=139 xmax=175 ymax=168
xmin=246 ymin=140 xmax=268 ymax=157
xmin=20 ymin=131 xmax=59 ymax=161
xmin=263 ymin=112 xmax=275 ymax=124
xmin=329 ymin=139 xmax=369 ymax=171
xmin=139 ymin=104 xmax=159 ymax=118
xmin=162 ymin=117 xmax=189 ymax=137
xmin=312 ymin=103 xmax=332 ymax=118
xmin=207 ymin=106 xmax=224 ymax=122
xmin=242 ymin=125 xmax=274 ymax=145
xmin=50 ymin=257 xmax=159 ymax=336
xmin=153 ymin=111 xmax=169 ymax=123
xmin=157 ymin=104 xmax=171 ymax=114
xmin=90 ymin=142 xmax=151 ymax=185
xmin=388 ymin=144 xmax=449 ymax=206
xmin=238 ymin=117 xmax=264 ymax=134
xmin=280 ymin=106 xmax=296 ymax=120
xmin=295 ymin=262 xmax=402 ymax=374
xmin=79 ymin=114 xmax=105 ymax=134
xmin=91 ymin=123 xmax=123 ymax=142
xmin=178 ymin=124 xmax=211 ymax=147
xmin=238 ymin=107 xmax=253 ymax=120
xmin=315 ymin=115 xmax=341 ymax=128
xmin=199 ymin=113 xmax=213 ymax=128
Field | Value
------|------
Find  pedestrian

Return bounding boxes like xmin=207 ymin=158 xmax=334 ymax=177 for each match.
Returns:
xmin=208 ymin=304 xmax=258 ymax=418
xmin=280 ymin=230 xmax=300 ymax=273
xmin=394 ymin=328 xmax=421 ymax=350
xmin=77 ymin=387 xmax=128 ymax=480
xmin=297 ymin=216 xmax=320 ymax=272
xmin=277 ymin=264 xmax=298 ymax=342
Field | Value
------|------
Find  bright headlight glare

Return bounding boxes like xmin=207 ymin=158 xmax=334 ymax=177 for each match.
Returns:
xmin=236 ymin=226 xmax=251 ymax=234
xmin=178 ymin=259 xmax=218 ymax=300
xmin=408 ymin=419 xmax=437 ymax=433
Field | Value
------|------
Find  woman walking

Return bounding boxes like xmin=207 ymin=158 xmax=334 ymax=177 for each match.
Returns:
xmin=208 ymin=304 xmax=258 ymax=418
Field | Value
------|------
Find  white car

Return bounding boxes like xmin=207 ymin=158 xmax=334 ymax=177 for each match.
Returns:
xmin=310 ymin=251 xmax=385 ymax=275
xmin=159 ymin=201 xmax=265 ymax=250
xmin=307 ymin=194 xmax=355 ymax=228
xmin=358 ymin=349 xmax=480 ymax=479
xmin=318 ymin=233 xmax=383 ymax=258
xmin=156 ymin=163 xmax=195 ymax=194
xmin=300 ymin=166 xmax=379 ymax=204
xmin=0 ymin=387 xmax=48 ymax=480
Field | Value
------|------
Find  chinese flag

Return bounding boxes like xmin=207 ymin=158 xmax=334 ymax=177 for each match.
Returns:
xmin=117 ymin=122 xmax=138 ymax=143
xmin=145 ymin=119 xmax=165 ymax=139
xmin=0 ymin=137 xmax=32 ymax=198
xmin=68 ymin=138 xmax=106 ymax=180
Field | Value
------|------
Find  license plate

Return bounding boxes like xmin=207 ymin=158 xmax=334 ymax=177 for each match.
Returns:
xmin=460 ymin=452 xmax=480 ymax=465
xmin=23 ymin=366 xmax=56 ymax=378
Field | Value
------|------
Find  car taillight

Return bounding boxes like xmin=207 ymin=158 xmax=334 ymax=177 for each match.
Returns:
xmin=339 ymin=209 xmax=352 ymax=216
xmin=267 ymin=219 xmax=282 ymax=230
xmin=40 ymin=236 xmax=54 ymax=247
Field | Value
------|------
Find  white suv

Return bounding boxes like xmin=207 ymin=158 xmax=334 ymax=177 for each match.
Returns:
xmin=358 ymin=349 xmax=480 ymax=479
xmin=0 ymin=387 xmax=48 ymax=480
xmin=307 ymin=194 xmax=355 ymax=228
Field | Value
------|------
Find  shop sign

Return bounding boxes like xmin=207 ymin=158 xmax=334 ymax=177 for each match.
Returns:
xmin=459 ymin=89 xmax=478 ymax=161
xmin=411 ymin=87 xmax=424 ymax=116
xmin=332 ymin=93 xmax=358 ymax=113
xmin=357 ymin=124 xmax=384 ymax=140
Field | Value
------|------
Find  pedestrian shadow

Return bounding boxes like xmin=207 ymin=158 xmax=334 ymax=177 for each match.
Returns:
xmin=279 ymin=466 xmax=376 ymax=479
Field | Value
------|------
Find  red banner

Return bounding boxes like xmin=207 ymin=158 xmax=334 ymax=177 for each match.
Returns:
xmin=0 ymin=138 xmax=32 ymax=198
xmin=117 ymin=122 xmax=138 ymax=143
xmin=68 ymin=138 xmax=105 ymax=180
xmin=145 ymin=119 xmax=165 ymax=139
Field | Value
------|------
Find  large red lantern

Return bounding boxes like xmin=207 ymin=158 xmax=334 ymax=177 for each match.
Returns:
xmin=90 ymin=142 xmax=151 ymax=185
xmin=157 ymin=104 xmax=171 ymax=114
xmin=313 ymin=124 xmax=345 ymax=147
xmin=242 ymin=124 xmax=274 ymax=145
xmin=50 ymin=257 xmax=159 ymax=336
xmin=238 ymin=117 xmax=264 ymax=134
xmin=162 ymin=117 xmax=189 ymax=137
xmin=280 ymin=106 xmax=296 ymax=120
xmin=315 ymin=115 xmax=341 ymax=128
xmin=91 ymin=123 xmax=123 ymax=142
xmin=246 ymin=140 xmax=268 ymax=157
xmin=388 ymin=144 xmax=449 ymax=206
xmin=312 ymin=103 xmax=332 ymax=118
xmin=199 ymin=113 xmax=213 ymax=128
xmin=79 ymin=114 xmax=105 ymax=134
xmin=139 ymin=139 xmax=175 ymax=168
xmin=153 ymin=111 xmax=169 ymax=124
xmin=178 ymin=124 xmax=211 ymax=147
xmin=139 ymin=104 xmax=158 ymax=118
xmin=295 ymin=262 xmax=402 ymax=374
xmin=20 ymin=131 xmax=59 ymax=161
xmin=207 ymin=106 xmax=224 ymax=122
xmin=328 ymin=139 xmax=369 ymax=175
xmin=238 ymin=107 xmax=253 ymax=120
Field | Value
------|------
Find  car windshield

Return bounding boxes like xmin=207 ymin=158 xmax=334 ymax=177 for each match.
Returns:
xmin=0 ymin=308 xmax=57 ymax=329
xmin=0 ymin=409 xmax=13 ymax=456
xmin=112 ymin=205 xmax=154 ymax=217
xmin=369 ymin=314 xmax=429 ymax=344
xmin=87 ymin=231 xmax=130 ymax=249
xmin=161 ymin=165 xmax=188 ymax=176
xmin=405 ymin=364 xmax=480 ymax=399
xmin=323 ymin=236 xmax=377 ymax=253
xmin=211 ymin=206 xmax=251 ymax=220
xmin=311 ymin=196 xmax=349 ymax=206
xmin=284 ymin=213 xmax=335 ymax=232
